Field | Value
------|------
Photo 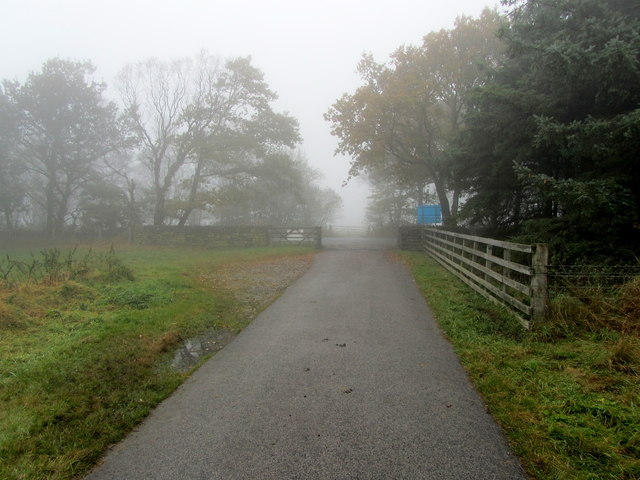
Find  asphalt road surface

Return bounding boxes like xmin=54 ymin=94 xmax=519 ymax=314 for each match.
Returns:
xmin=85 ymin=238 xmax=526 ymax=479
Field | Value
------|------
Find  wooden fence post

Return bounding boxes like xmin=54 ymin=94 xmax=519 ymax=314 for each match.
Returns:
xmin=531 ymin=243 xmax=549 ymax=325
xmin=485 ymin=244 xmax=493 ymax=285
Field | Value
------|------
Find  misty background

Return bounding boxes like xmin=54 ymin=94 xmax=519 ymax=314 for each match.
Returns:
xmin=1 ymin=0 xmax=494 ymax=226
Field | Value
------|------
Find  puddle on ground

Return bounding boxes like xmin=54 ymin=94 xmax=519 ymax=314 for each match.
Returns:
xmin=171 ymin=329 xmax=236 ymax=373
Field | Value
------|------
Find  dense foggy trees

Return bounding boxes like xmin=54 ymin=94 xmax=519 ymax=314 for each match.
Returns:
xmin=326 ymin=9 xmax=504 ymax=226
xmin=456 ymin=0 xmax=640 ymax=261
xmin=7 ymin=0 xmax=637 ymax=259
xmin=1 ymin=59 xmax=124 ymax=238
xmin=211 ymin=151 xmax=342 ymax=226
xmin=0 ymin=54 xmax=340 ymax=237
xmin=77 ymin=180 xmax=130 ymax=238
xmin=328 ymin=0 xmax=640 ymax=261
xmin=118 ymin=53 xmax=300 ymax=226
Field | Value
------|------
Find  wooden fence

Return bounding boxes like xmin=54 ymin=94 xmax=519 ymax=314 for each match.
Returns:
xmin=134 ymin=225 xmax=322 ymax=249
xmin=400 ymin=226 xmax=548 ymax=329
xmin=268 ymin=227 xmax=322 ymax=248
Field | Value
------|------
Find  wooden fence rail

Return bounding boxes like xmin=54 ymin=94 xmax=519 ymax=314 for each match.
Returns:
xmin=400 ymin=226 xmax=548 ymax=329
xmin=268 ymin=227 xmax=322 ymax=248
xmin=133 ymin=225 xmax=322 ymax=249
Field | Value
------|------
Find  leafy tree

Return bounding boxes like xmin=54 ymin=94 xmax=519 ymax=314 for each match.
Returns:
xmin=78 ymin=180 xmax=129 ymax=238
xmin=209 ymin=150 xmax=342 ymax=226
xmin=2 ymin=59 xmax=123 ymax=238
xmin=118 ymin=53 xmax=299 ymax=226
xmin=326 ymin=9 xmax=504 ymax=226
xmin=458 ymin=0 xmax=640 ymax=261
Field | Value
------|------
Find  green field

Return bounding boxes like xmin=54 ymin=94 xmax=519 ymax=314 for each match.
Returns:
xmin=399 ymin=251 xmax=640 ymax=480
xmin=3 ymin=245 xmax=638 ymax=480
xmin=0 ymin=245 xmax=313 ymax=480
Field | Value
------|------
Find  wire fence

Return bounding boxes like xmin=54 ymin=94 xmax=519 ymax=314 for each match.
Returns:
xmin=547 ymin=265 xmax=640 ymax=298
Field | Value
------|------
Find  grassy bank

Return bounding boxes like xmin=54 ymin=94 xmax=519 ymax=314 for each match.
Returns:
xmin=0 ymin=245 xmax=313 ymax=480
xmin=399 ymin=251 xmax=640 ymax=480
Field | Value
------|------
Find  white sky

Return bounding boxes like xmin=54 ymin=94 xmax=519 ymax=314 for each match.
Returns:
xmin=1 ymin=0 xmax=497 ymax=226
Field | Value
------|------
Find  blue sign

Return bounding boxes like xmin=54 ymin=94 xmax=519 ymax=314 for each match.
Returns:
xmin=417 ymin=205 xmax=442 ymax=224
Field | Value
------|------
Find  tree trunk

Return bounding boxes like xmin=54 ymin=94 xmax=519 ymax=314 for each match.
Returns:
xmin=54 ymin=186 xmax=71 ymax=239
xmin=45 ymin=178 xmax=57 ymax=239
xmin=153 ymin=193 xmax=166 ymax=226
xmin=451 ymin=188 xmax=460 ymax=217
xmin=433 ymin=179 xmax=453 ymax=228
xmin=2 ymin=205 xmax=14 ymax=232
xmin=126 ymin=179 xmax=136 ymax=227
xmin=177 ymin=157 xmax=204 ymax=227
xmin=450 ymin=186 xmax=460 ymax=228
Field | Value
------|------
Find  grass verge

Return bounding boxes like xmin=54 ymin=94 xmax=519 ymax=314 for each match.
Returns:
xmin=0 ymin=245 xmax=314 ymax=480
xmin=398 ymin=251 xmax=640 ymax=480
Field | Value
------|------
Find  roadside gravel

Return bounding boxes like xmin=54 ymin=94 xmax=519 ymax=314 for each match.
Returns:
xmin=169 ymin=253 xmax=315 ymax=372
xmin=201 ymin=253 xmax=313 ymax=318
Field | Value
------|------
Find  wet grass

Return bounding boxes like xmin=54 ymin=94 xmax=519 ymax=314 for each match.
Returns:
xmin=0 ymin=245 xmax=314 ymax=480
xmin=399 ymin=251 xmax=640 ymax=480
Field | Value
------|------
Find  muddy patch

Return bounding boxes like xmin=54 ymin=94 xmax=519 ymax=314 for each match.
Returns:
xmin=171 ymin=329 xmax=236 ymax=372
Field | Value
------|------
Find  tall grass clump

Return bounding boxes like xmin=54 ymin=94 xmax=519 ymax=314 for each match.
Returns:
xmin=543 ymin=267 xmax=640 ymax=340
xmin=0 ymin=246 xmax=133 ymax=288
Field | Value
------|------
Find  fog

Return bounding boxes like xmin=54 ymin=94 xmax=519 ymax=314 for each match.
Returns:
xmin=1 ymin=0 xmax=495 ymax=226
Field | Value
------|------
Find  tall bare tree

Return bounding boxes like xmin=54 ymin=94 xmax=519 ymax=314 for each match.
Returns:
xmin=118 ymin=53 xmax=299 ymax=226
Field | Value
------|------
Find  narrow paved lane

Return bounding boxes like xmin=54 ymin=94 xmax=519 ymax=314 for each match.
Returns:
xmin=86 ymin=240 xmax=526 ymax=479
